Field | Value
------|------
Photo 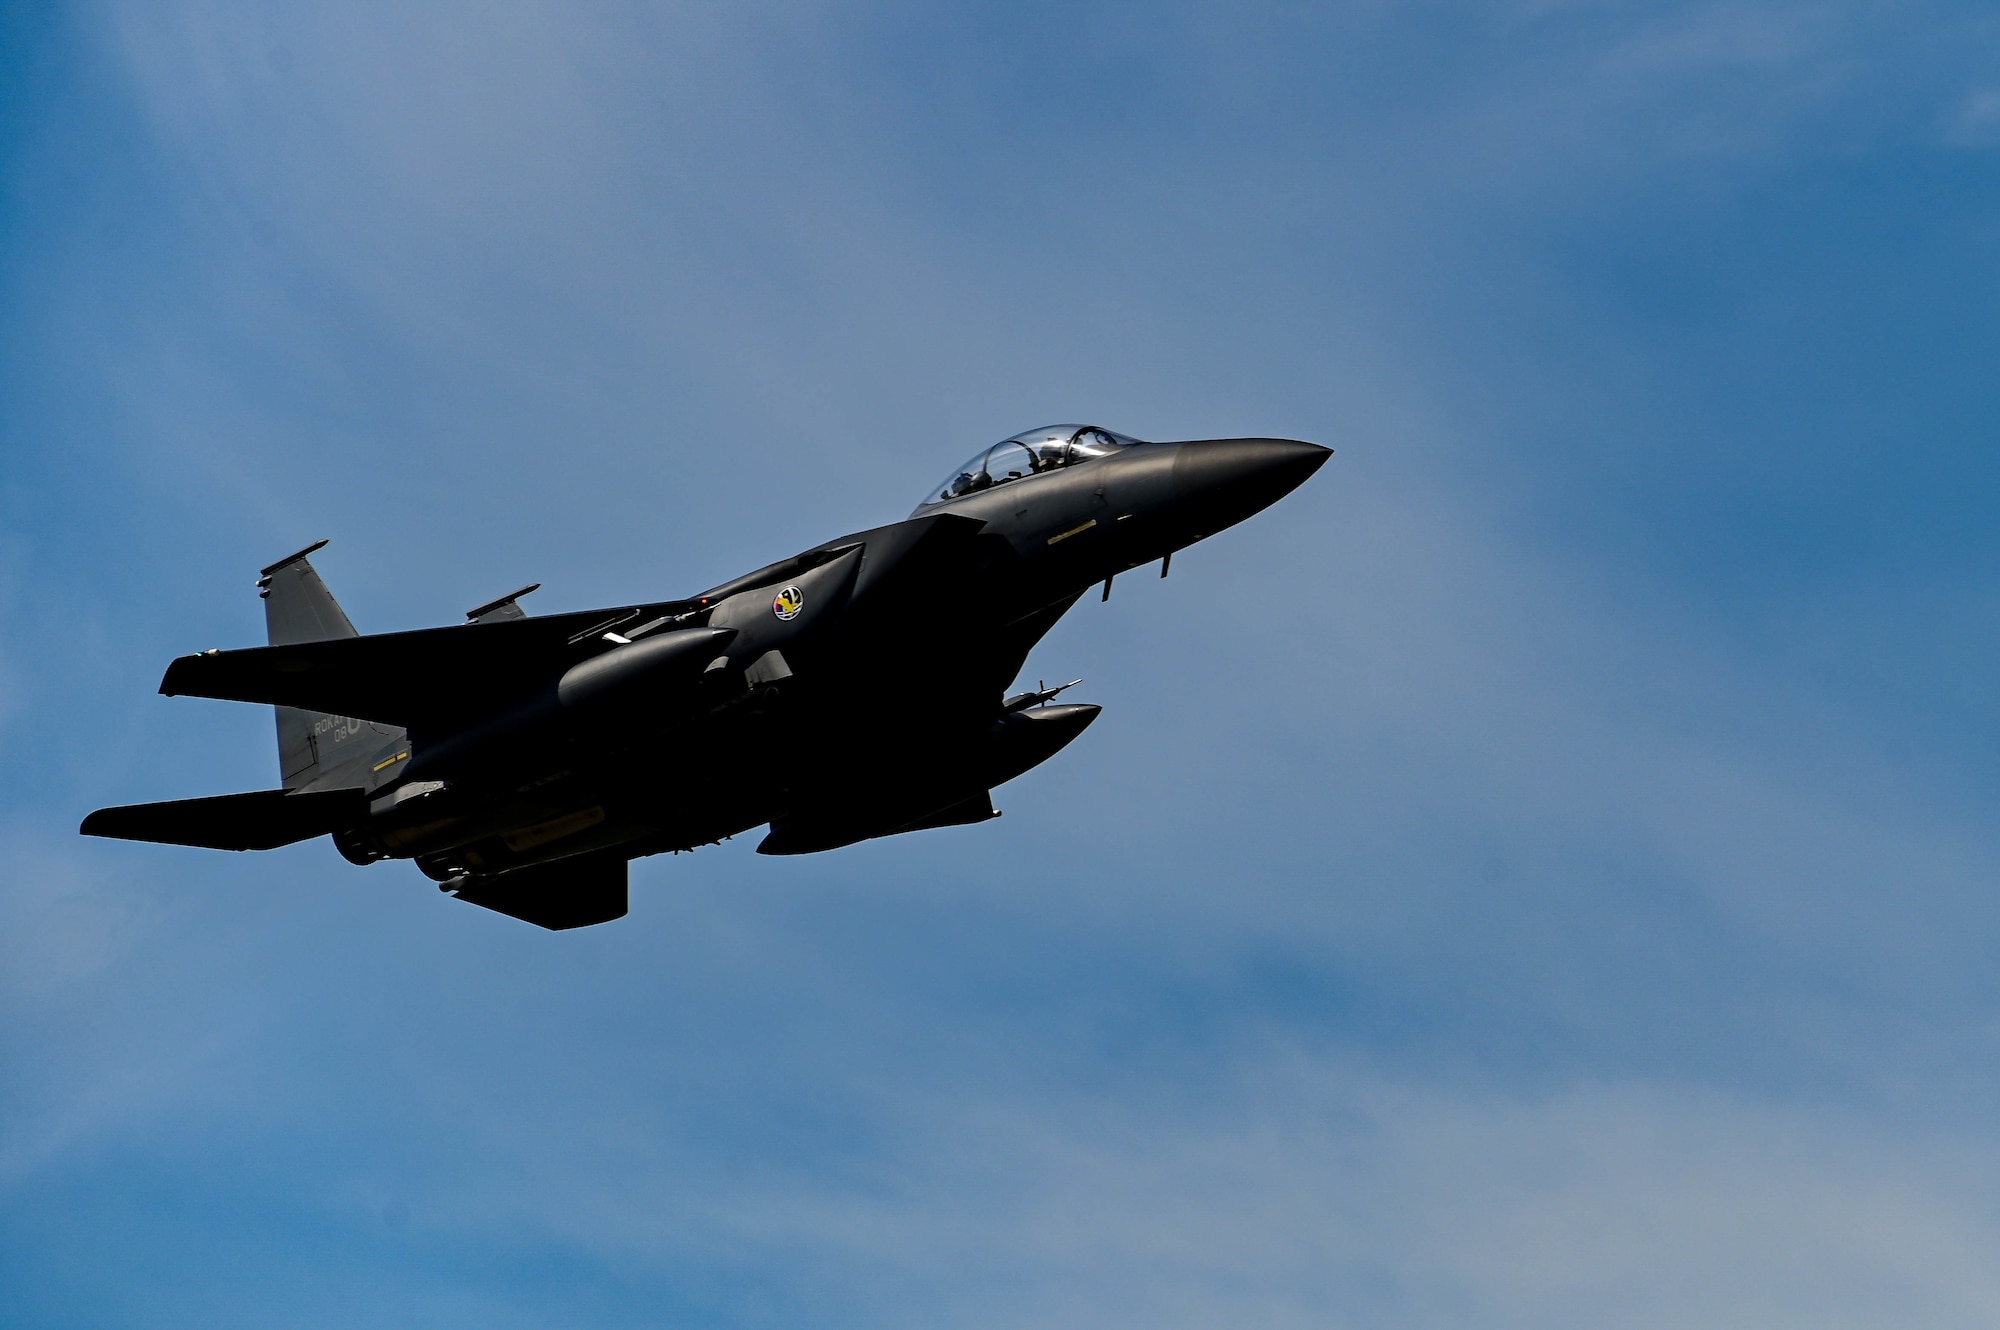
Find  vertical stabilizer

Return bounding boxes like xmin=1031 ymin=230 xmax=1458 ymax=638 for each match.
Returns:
xmin=261 ymin=540 xmax=353 ymax=645
xmin=258 ymin=542 xmax=401 ymax=788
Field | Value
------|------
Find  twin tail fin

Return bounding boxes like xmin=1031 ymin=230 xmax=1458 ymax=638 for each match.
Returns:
xmin=258 ymin=542 xmax=406 ymax=789
xmin=81 ymin=542 xmax=403 ymax=855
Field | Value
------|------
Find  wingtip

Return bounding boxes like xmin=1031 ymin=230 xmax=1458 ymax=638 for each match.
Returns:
xmin=259 ymin=539 xmax=329 ymax=579
xmin=158 ymin=652 xmax=208 ymax=696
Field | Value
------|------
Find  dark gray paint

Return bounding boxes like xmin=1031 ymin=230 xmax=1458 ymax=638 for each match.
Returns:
xmin=83 ymin=430 xmax=1328 ymax=929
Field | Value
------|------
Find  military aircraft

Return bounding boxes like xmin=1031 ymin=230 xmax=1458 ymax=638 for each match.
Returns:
xmin=83 ymin=426 xmax=1329 ymax=929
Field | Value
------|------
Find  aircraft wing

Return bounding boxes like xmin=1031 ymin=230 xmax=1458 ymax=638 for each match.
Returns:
xmin=160 ymin=512 xmax=997 ymax=736
xmin=159 ymin=599 xmax=696 ymax=733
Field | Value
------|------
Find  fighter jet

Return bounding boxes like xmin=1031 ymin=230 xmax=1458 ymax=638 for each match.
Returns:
xmin=83 ymin=426 xmax=1329 ymax=929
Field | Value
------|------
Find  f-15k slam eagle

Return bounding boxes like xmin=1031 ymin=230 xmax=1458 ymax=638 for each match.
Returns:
xmin=85 ymin=427 xmax=1329 ymax=929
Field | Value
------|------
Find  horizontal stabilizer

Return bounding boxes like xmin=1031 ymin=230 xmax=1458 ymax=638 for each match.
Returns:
xmin=446 ymin=854 xmax=628 ymax=930
xmin=81 ymin=787 xmax=368 ymax=851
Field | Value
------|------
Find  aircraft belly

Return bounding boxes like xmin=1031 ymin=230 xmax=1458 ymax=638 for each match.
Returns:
xmin=363 ymin=565 xmax=1064 ymax=871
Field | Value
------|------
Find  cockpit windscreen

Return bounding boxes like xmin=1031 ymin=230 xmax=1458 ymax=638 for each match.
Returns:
xmin=917 ymin=425 xmax=1146 ymax=509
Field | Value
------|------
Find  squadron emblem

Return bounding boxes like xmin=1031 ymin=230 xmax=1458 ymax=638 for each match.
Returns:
xmin=772 ymin=585 xmax=805 ymax=621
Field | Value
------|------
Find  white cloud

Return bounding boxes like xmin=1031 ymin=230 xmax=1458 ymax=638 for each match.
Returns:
xmin=408 ymin=1043 xmax=2000 ymax=1328
xmin=8 ymin=1 xmax=2000 ymax=1324
xmin=1947 ymin=86 xmax=2000 ymax=144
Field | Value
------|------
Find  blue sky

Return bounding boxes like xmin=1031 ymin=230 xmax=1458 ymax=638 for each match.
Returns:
xmin=5 ymin=1 xmax=2000 ymax=1325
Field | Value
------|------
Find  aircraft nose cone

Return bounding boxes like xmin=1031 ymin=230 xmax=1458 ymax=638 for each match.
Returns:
xmin=1170 ymin=437 xmax=1331 ymax=531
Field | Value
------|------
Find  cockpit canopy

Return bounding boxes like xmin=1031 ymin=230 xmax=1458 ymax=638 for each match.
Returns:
xmin=917 ymin=424 xmax=1147 ymax=510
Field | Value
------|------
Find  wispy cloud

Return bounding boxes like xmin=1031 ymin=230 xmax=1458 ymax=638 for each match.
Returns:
xmin=7 ymin=1 xmax=2000 ymax=1324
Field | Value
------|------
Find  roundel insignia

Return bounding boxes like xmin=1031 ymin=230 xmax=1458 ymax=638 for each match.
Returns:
xmin=772 ymin=585 xmax=805 ymax=621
